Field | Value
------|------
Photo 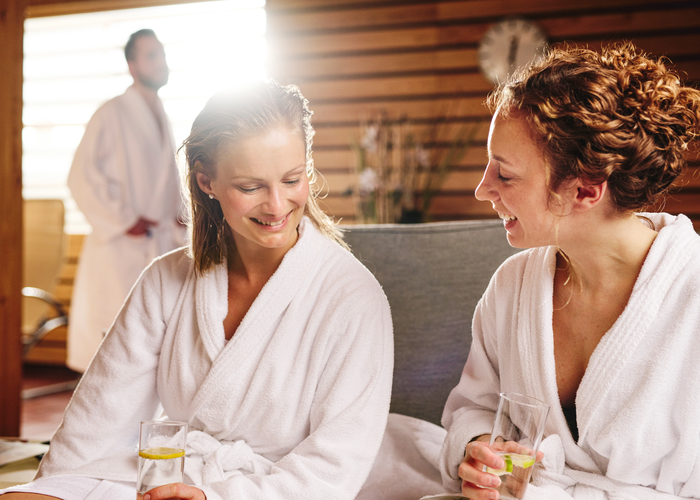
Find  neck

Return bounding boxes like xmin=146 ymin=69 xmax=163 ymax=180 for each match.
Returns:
xmin=132 ymin=80 xmax=160 ymax=107
xmin=227 ymin=230 xmax=299 ymax=284
xmin=557 ymin=212 xmax=657 ymax=292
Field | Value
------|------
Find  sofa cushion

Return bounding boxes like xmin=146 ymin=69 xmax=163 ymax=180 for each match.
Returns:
xmin=342 ymin=220 xmax=520 ymax=426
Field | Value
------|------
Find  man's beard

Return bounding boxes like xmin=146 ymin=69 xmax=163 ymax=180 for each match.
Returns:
xmin=139 ymin=71 xmax=169 ymax=91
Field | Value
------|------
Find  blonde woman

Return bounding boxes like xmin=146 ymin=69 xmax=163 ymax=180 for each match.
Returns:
xmin=3 ymin=81 xmax=393 ymax=500
xmin=440 ymin=43 xmax=700 ymax=499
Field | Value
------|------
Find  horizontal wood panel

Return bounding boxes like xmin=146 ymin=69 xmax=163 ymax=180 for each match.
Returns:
xmin=273 ymin=33 xmax=700 ymax=82
xmin=314 ymin=145 xmax=488 ymax=169
xmin=309 ymin=97 xmax=493 ymax=124
xmin=290 ymin=73 xmax=493 ymax=102
xmin=269 ymin=7 xmax=700 ymax=57
xmin=274 ymin=48 xmax=478 ymax=80
xmin=653 ymin=192 xmax=700 ymax=215
xmin=318 ymin=192 xmax=498 ymax=218
xmin=542 ymin=7 xmax=700 ymax=41
xmin=268 ymin=0 xmax=681 ymax=33
xmin=314 ymin=120 xmax=491 ymax=147
xmin=315 ymin=169 xmax=486 ymax=194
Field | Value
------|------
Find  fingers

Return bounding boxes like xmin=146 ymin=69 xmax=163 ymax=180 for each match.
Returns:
xmin=466 ymin=441 xmax=506 ymax=470
xmin=144 ymin=483 xmax=205 ymax=500
xmin=458 ymin=441 xmax=504 ymax=500
xmin=461 ymin=477 xmax=501 ymax=500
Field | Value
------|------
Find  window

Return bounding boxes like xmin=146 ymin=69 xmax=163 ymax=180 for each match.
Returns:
xmin=23 ymin=0 xmax=266 ymax=233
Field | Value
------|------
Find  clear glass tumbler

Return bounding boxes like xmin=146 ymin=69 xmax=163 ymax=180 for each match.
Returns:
xmin=484 ymin=393 xmax=549 ymax=500
xmin=136 ymin=420 xmax=188 ymax=500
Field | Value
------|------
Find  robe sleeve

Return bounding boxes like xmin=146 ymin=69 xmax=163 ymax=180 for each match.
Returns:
xmin=67 ymin=103 xmax=140 ymax=242
xmin=35 ymin=259 xmax=171 ymax=481
xmin=199 ymin=290 xmax=394 ymax=500
xmin=438 ymin=269 xmax=506 ymax=493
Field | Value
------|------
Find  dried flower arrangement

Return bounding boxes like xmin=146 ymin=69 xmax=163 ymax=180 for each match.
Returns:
xmin=349 ymin=112 xmax=480 ymax=224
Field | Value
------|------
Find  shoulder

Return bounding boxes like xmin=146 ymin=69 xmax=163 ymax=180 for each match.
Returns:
xmin=300 ymin=220 xmax=389 ymax=309
xmin=489 ymin=246 xmax=548 ymax=288
xmin=82 ymin=93 xmax=127 ymax=132
xmin=138 ymin=246 xmax=193 ymax=292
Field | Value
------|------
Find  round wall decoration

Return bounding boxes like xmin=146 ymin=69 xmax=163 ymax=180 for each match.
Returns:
xmin=478 ymin=17 xmax=548 ymax=85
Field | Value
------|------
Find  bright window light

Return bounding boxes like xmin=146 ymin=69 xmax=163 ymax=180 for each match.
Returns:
xmin=23 ymin=0 xmax=266 ymax=233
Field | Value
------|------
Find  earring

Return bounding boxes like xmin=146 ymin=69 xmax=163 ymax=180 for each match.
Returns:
xmin=209 ymin=194 xmax=214 ymax=200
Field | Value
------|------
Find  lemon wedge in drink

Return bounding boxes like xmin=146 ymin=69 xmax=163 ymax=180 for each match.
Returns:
xmin=485 ymin=453 xmax=535 ymax=476
xmin=139 ymin=447 xmax=185 ymax=460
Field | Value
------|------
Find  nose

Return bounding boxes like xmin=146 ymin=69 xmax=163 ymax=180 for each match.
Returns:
xmin=474 ymin=161 xmax=498 ymax=203
xmin=263 ymin=187 xmax=285 ymax=215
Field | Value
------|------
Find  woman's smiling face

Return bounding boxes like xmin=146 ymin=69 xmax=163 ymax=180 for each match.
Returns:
xmin=475 ymin=110 xmax=564 ymax=249
xmin=204 ymin=127 xmax=309 ymax=255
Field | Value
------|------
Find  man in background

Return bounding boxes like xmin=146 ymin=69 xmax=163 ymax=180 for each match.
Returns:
xmin=67 ymin=29 xmax=185 ymax=372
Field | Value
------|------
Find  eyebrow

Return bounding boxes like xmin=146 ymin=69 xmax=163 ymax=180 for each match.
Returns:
xmin=230 ymin=164 xmax=307 ymax=182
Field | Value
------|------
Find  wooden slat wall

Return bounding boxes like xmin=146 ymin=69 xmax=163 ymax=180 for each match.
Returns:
xmin=266 ymin=0 xmax=700 ymax=226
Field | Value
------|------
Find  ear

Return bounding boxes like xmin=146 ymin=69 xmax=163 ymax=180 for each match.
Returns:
xmin=195 ymin=171 xmax=215 ymax=199
xmin=571 ymin=179 xmax=607 ymax=212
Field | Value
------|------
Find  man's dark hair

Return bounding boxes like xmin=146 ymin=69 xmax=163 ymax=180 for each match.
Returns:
xmin=124 ymin=29 xmax=157 ymax=62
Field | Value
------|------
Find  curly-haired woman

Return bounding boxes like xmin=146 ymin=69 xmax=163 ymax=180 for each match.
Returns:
xmin=2 ymin=81 xmax=393 ymax=500
xmin=439 ymin=42 xmax=700 ymax=499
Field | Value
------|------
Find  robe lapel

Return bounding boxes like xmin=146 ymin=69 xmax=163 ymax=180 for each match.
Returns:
xmin=189 ymin=220 xmax=324 ymax=421
xmin=518 ymin=246 xmax=559 ymax=409
xmin=519 ymin=247 xmax=602 ymax=471
xmin=121 ymin=86 xmax=162 ymax=153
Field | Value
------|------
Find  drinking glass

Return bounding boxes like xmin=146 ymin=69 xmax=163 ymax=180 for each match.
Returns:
xmin=484 ymin=393 xmax=549 ymax=500
xmin=136 ymin=420 xmax=188 ymax=500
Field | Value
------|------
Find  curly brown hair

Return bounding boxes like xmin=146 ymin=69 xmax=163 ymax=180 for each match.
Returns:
xmin=488 ymin=42 xmax=700 ymax=213
xmin=180 ymin=80 xmax=345 ymax=274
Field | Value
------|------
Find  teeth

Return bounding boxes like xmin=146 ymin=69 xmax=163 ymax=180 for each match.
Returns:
xmin=498 ymin=212 xmax=517 ymax=223
xmin=253 ymin=218 xmax=284 ymax=227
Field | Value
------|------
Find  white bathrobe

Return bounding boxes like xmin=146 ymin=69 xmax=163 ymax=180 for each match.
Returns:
xmin=439 ymin=213 xmax=700 ymax=499
xmin=67 ymin=85 xmax=185 ymax=373
xmin=24 ymin=219 xmax=394 ymax=500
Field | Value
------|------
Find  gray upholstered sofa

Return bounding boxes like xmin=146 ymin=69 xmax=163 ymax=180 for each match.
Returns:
xmin=342 ymin=219 xmax=520 ymax=427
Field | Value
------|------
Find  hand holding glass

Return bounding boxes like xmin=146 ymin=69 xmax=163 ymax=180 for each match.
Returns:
xmin=136 ymin=421 xmax=188 ymax=500
xmin=484 ymin=393 xmax=549 ymax=500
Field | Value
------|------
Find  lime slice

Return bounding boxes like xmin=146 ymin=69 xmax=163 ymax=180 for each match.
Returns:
xmin=139 ymin=447 xmax=185 ymax=460
xmin=485 ymin=453 xmax=534 ymax=476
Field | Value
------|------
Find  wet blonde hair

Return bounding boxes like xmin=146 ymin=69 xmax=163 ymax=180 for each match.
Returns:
xmin=180 ymin=80 xmax=345 ymax=274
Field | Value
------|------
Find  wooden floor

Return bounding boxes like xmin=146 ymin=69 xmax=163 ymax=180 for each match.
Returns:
xmin=21 ymin=365 xmax=79 ymax=441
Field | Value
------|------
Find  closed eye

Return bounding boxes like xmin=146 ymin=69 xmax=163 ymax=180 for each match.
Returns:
xmin=284 ymin=179 xmax=301 ymax=186
xmin=497 ymin=173 xmax=511 ymax=182
xmin=238 ymin=186 xmax=260 ymax=193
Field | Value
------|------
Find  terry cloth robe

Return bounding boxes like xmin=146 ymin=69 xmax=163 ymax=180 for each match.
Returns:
xmin=67 ymin=84 xmax=185 ymax=373
xmin=439 ymin=213 xmax=700 ymax=499
xmin=11 ymin=218 xmax=393 ymax=500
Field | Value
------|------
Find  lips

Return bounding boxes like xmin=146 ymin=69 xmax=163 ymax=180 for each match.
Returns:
xmin=251 ymin=217 xmax=284 ymax=227
xmin=250 ymin=211 xmax=291 ymax=227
